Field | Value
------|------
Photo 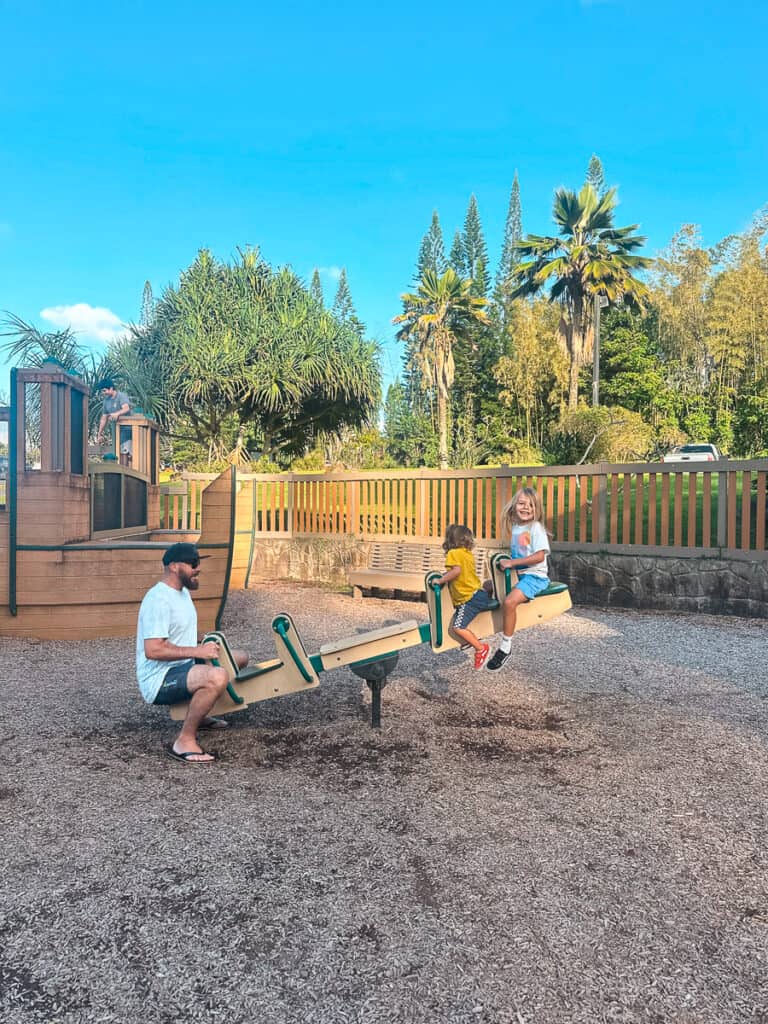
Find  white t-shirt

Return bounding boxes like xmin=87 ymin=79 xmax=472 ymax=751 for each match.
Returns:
xmin=511 ymin=521 xmax=550 ymax=579
xmin=136 ymin=581 xmax=198 ymax=703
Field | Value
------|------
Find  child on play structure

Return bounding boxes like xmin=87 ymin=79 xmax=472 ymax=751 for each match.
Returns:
xmin=434 ymin=523 xmax=494 ymax=670
xmin=486 ymin=486 xmax=551 ymax=672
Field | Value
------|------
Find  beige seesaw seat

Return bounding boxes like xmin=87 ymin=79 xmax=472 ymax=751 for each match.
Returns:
xmin=169 ymin=615 xmax=320 ymax=720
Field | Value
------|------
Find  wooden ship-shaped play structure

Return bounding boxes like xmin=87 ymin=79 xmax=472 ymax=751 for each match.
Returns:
xmin=0 ymin=362 xmax=236 ymax=639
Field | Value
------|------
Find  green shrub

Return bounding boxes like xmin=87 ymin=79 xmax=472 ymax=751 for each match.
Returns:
xmin=290 ymin=448 xmax=325 ymax=472
xmin=548 ymin=404 xmax=655 ymax=464
xmin=498 ymin=440 xmax=546 ymax=466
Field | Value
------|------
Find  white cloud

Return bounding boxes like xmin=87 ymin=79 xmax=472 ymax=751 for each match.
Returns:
xmin=317 ymin=266 xmax=343 ymax=283
xmin=40 ymin=303 xmax=127 ymax=343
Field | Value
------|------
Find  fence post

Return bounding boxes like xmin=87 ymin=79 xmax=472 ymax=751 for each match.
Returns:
xmin=348 ymin=478 xmax=360 ymax=536
xmin=417 ymin=476 xmax=428 ymax=537
xmin=287 ymin=475 xmax=295 ymax=537
xmin=716 ymin=470 xmax=727 ymax=549
xmin=596 ymin=464 xmax=608 ymax=544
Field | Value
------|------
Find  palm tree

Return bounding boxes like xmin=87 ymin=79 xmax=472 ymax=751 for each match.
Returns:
xmin=393 ymin=267 xmax=489 ymax=468
xmin=510 ymin=185 xmax=652 ymax=408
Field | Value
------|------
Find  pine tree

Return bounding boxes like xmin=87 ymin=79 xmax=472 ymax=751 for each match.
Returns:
xmin=140 ymin=280 xmax=155 ymax=327
xmin=332 ymin=268 xmax=354 ymax=321
xmin=461 ymin=195 xmax=489 ymax=297
xmin=310 ymin=268 xmax=324 ymax=307
xmin=496 ymin=172 xmax=523 ymax=291
xmin=448 ymin=230 xmax=467 ymax=277
xmin=415 ymin=211 xmax=446 ymax=281
xmin=332 ymin=268 xmax=365 ymax=336
xmin=473 ymin=257 xmax=490 ymax=302
xmin=586 ymin=154 xmax=606 ymax=196
xmin=451 ymin=197 xmax=492 ymax=447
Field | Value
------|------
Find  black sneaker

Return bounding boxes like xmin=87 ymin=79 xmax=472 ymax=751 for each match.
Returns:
xmin=486 ymin=648 xmax=511 ymax=671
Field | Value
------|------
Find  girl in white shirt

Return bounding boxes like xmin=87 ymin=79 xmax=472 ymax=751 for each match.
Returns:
xmin=487 ymin=487 xmax=551 ymax=671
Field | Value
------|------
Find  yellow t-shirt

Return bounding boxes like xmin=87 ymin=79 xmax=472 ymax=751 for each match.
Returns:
xmin=445 ymin=547 xmax=482 ymax=606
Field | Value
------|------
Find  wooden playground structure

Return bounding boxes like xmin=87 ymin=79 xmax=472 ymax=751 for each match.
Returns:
xmin=0 ymin=362 xmax=235 ymax=639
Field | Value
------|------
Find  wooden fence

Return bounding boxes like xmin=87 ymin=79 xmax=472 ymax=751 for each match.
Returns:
xmin=159 ymin=460 xmax=768 ymax=556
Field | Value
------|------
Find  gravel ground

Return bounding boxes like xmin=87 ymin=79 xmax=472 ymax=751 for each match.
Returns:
xmin=1 ymin=582 xmax=767 ymax=1024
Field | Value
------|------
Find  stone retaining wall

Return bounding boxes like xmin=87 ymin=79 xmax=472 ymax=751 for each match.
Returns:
xmin=549 ymin=551 xmax=768 ymax=619
xmin=247 ymin=538 xmax=768 ymax=619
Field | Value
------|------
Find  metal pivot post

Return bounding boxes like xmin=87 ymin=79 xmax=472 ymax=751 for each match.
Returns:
xmin=350 ymin=653 xmax=399 ymax=729
xmin=368 ymin=677 xmax=384 ymax=729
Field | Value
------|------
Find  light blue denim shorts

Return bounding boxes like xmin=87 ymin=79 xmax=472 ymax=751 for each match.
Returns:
xmin=514 ymin=573 xmax=550 ymax=600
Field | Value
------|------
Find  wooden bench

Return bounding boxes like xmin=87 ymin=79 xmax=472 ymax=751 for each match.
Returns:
xmin=349 ymin=542 xmax=491 ymax=600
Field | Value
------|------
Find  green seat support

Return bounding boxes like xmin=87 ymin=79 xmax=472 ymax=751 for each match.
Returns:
xmin=539 ymin=582 xmax=569 ymax=597
xmin=501 ymin=570 xmax=569 ymax=598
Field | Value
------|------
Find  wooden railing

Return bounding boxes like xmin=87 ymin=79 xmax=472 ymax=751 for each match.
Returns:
xmin=159 ymin=460 xmax=768 ymax=555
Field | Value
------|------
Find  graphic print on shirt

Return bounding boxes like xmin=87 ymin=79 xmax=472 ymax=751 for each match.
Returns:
xmin=510 ymin=522 xmax=550 ymax=579
xmin=511 ymin=530 xmax=531 ymax=558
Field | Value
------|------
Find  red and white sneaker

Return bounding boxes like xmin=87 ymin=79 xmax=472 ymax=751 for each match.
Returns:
xmin=474 ymin=643 xmax=490 ymax=670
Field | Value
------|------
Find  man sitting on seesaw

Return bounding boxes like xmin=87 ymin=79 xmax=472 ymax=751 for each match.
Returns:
xmin=136 ymin=542 xmax=248 ymax=765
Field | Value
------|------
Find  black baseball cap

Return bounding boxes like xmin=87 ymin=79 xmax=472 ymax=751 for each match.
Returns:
xmin=162 ymin=542 xmax=208 ymax=567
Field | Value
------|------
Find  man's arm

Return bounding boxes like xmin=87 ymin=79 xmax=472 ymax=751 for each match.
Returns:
xmin=96 ymin=412 xmax=108 ymax=440
xmin=144 ymin=637 xmax=220 ymax=661
xmin=110 ymin=400 xmax=130 ymax=419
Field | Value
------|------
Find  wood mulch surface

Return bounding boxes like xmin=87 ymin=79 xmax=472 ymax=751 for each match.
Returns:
xmin=1 ymin=582 xmax=767 ymax=1023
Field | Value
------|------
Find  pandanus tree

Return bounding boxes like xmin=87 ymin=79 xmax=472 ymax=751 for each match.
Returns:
xmin=510 ymin=184 xmax=652 ymax=408
xmin=393 ymin=267 xmax=489 ymax=468
xmin=118 ymin=248 xmax=381 ymax=463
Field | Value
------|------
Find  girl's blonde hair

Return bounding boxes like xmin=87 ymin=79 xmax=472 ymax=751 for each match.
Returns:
xmin=501 ymin=486 xmax=544 ymax=536
xmin=442 ymin=523 xmax=474 ymax=553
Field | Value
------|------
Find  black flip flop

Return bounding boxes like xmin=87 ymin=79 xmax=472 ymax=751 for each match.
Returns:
xmin=165 ymin=744 xmax=216 ymax=765
xmin=199 ymin=717 xmax=229 ymax=731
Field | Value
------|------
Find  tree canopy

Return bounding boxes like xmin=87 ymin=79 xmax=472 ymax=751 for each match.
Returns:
xmin=116 ymin=249 xmax=380 ymax=463
xmin=511 ymin=184 xmax=652 ymax=407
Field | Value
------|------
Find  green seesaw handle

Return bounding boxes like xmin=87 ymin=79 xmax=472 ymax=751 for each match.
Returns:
xmin=272 ymin=616 xmax=313 ymax=683
xmin=426 ymin=572 xmax=444 ymax=647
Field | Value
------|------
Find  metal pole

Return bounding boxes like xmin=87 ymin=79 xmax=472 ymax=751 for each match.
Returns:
xmin=592 ymin=293 xmax=601 ymax=407
xmin=368 ymin=679 xmax=383 ymax=728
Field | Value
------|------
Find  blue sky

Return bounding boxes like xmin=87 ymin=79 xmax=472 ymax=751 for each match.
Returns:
xmin=1 ymin=0 xmax=766 ymax=395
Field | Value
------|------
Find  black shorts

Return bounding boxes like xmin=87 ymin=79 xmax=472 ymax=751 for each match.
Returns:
xmin=453 ymin=589 xmax=495 ymax=629
xmin=152 ymin=660 xmax=195 ymax=705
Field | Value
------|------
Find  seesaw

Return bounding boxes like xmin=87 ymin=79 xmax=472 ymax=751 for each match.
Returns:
xmin=170 ymin=558 xmax=572 ymax=728
xmin=424 ymin=552 xmax=572 ymax=653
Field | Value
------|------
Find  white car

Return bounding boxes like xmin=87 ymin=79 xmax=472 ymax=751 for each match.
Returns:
xmin=661 ymin=443 xmax=722 ymax=463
